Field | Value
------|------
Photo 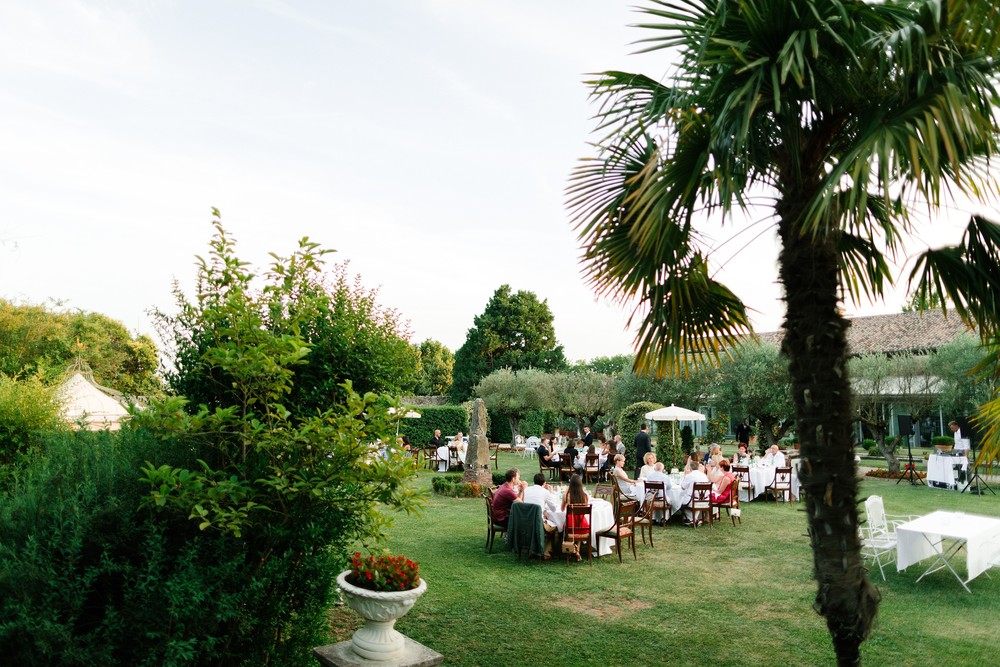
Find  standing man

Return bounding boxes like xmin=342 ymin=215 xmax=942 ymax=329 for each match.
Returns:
xmin=735 ymin=419 xmax=751 ymax=449
xmin=634 ymin=423 xmax=651 ymax=480
xmin=581 ymin=425 xmax=594 ymax=450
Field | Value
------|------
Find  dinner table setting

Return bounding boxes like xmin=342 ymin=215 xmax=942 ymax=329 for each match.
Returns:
xmin=544 ymin=485 xmax=616 ymax=557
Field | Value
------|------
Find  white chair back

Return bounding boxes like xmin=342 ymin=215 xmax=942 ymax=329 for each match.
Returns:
xmin=864 ymin=495 xmax=888 ymax=536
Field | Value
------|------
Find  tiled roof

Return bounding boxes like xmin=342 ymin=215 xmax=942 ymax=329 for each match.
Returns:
xmin=755 ymin=310 xmax=974 ymax=356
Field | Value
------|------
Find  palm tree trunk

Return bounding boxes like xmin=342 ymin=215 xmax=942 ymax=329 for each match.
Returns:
xmin=778 ymin=214 xmax=880 ymax=666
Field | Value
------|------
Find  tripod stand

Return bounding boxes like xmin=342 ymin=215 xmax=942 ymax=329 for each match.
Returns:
xmin=961 ymin=441 xmax=996 ymax=496
xmin=896 ymin=435 xmax=924 ymax=486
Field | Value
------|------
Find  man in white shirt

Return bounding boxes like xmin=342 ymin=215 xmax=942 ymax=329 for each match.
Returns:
xmin=950 ymin=420 xmax=971 ymax=456
xmin=679 ymin=460 xmax=710 ymax=511
xmin=764 ymin=444 xmax=786 ymax=468
xmin=645 ymin=462 xmax=673 ymax=524
xmin=522 ymin=473 xmax=559 ymax=559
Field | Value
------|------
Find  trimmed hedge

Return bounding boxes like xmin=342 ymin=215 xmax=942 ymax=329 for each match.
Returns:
xmin=618 ymin=402 xmax=662 ymax=472
xmin=431 ymin=475 xmax=488 ymax=498
xmin=398 ymin=405 xmax=468 ymax=446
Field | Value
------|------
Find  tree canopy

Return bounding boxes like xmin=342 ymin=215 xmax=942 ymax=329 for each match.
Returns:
xmin=413 ymin=339 xmax=454 ymax=396
xmin=0 ymin=299 xmax=161 ymax=398
xmin=450 ymin=284 xmax=566 ymax=401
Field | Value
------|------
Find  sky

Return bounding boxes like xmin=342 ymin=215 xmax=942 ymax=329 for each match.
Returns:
xmin=1 ymin=1 xmax=993 ymax=363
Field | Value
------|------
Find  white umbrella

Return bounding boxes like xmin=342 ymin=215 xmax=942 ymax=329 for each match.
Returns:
xmin=388 ymin=407 xmax=421 ymax=435
xmin=645 ymin=404 xmax=707 ymax=448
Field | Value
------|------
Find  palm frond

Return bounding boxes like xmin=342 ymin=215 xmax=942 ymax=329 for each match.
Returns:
xmin=909 ymin=215 xmax=1000 ymax=338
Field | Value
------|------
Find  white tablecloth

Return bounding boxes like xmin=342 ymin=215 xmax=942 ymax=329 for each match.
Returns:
xmin=633 ymin=479 xmax=682 ymax=516
xmin=436 ymin=445 xmax=450 ymax=472
xmin=927 ymin=454 xmax=968 ymax=488
xmin=747 ymin=464 xmax=799 ymax=500
xmin=549 ymin=497 xmax=615 ymax=556
xmin=896 ymin=510 xmax=1000 ymax=583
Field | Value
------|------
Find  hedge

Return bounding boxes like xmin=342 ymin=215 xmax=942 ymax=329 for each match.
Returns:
xmin=398 ymin=405 xmax=468 ymax=446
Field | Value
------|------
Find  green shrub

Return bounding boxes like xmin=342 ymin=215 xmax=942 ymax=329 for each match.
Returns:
xmin=932 ymin=436 xmax=954 ymax=447
xmin=863 ymin=438 xmax=880 ymax=456
xmin=431 ymin=475 xmax=487 ymax=497
xmin=0 ymin=374 xmax=63 ymax=465
xmin=680 ymin=425 xmax=694 ymax=455
xmin=706 ymin=412 xmax=729 ymax=445
xmin=399 ymin=405 xmax=468 ymax=446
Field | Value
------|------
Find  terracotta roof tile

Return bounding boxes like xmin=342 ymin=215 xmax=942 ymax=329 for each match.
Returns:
xmin=754 ymin=310 xmax=973 ymax=356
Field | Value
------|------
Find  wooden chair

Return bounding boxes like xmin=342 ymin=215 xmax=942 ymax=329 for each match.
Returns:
xmin=732 ymin=465 xmax=753 ymax=503
xmin=449 ymin=446 xmax=462 ymax=471
xmin=593 ymin=482 xmax=614 ymax=502
xmin=427 ymin=447 xmax=443 ymax=472
xmin=634 ymin=488 xmax=658 ymax=548
xmin=711 ymin=476 xmax=741 ymax=526
xmin=584 ymin=453 xmax=600 ymax=483
xmin=597 ymin=499 xmax=638 ymax=562
xmin=688 ymin=482 xmax=713 ymax=527
xmin=558 ymin=454 xmax=575 ymax=482
xmin=483 ymin=493 xmax=506 ymax=553
xmin=489 ymin=442 xmax=500 ymax=470
xmin=562 ymin=504 xmax=593 ymax=565
xmin=766 ymin=466 xmax=793 ymax=503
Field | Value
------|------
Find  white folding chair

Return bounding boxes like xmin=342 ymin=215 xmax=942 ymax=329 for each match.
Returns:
xmin=861 ymin=495 xmax=917 ymax=580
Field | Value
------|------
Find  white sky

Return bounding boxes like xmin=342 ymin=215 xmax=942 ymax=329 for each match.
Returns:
xmin=0 ymin=1 xmax=993 ymax=362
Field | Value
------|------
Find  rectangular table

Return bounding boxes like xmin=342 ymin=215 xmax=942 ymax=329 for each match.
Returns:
xmin=896 ymin=510 xmax=1000 ymax=592
xmin=926 ymin=454 xmax=968 ymax=489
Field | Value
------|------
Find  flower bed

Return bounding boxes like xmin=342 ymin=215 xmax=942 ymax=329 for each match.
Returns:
xmin=431 ymin=474 xmax=486 ymax=497
xmin=864 ymin=467 xmax=926 ymax=480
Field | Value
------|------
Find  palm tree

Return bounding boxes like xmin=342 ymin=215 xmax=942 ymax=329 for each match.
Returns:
xmin=569 ymin=1 xmax=1000 ymax=664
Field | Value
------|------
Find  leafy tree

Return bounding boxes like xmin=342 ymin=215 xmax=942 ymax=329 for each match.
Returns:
xmin=0 ymin=299 xmax=161 ymax=398
xmin=611 ymin=366 xmax=711 ymax=420
xmin=413 ymin=339 xmax=454 ymax=396
xmin=554 ymin=369 xmax=616 ymax=433
xmin=928 ymin=334 xmax=992 ymax=419
xmin=850 ymin=354 xmax=903 ymax=472
xmin=474 ymin=368 xmax=553 ymax=443
xmin=157 ymin=244 xmax=418 ymax=417
xmin=569 ymin=2 xmax=1000 ymax=662
xmin=617 ymin=401 xmax=662 ymax=472
xmin=712 ymin=341 xmax=795 ymax=447
xmin=573 ymin=354 xmax=632 ymax=375
xmin=450 ymin=285 xmax=566 ymax=402
xmin=0 ymin=375 xmax=63 ymax=465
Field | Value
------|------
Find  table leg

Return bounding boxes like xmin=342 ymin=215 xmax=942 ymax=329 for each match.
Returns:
xmin=914 ymin=536 xmax=971 ymax=593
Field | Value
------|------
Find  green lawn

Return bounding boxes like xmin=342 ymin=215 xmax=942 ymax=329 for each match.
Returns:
xmin=327 ymin=451 xmax=1000 ymax=666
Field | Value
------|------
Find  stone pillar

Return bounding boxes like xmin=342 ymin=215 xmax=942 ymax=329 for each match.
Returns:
xmin=463 ymin=398 xmax=492 ymax=485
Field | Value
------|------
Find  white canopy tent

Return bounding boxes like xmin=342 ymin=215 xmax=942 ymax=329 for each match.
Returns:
xmin=57 ymin=372 xmax=130 ymax=431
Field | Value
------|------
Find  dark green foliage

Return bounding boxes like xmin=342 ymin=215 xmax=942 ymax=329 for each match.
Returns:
xmin=430 ymin=475 xmax=487 ymax=497
xmin=398 ymin=405 xmax=469 ymax=446
xmin=654 ymin=427 xmax=685 ymax=469
xmin=413 ymin=339 xmax=454 ymax=396
xmin=932 ymin=436 xmax=954 ymax=447
xmin=0 ymin=215 xmax=424 ymax=666
xmin=0 ymin=299 xmax=161 ymax=399
xmin=706 ymin=413 xmax=729 ymax=445
xmin=0 ymin=375 xmax=63 ymax=465
xmin=449 ymin=285 xmax=567 ymax=402
xmin=487 ymin=408 xmax=547 ymax=444
xmin=863 ymin=439 xmax=880 ymax=456
xmin=617 ymin=401 xmax=661 ymax=472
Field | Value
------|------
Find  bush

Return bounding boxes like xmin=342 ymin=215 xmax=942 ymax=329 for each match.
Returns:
xmin=865 ymin=468 xmax=926 ymax=480
xmin=431 ymin=475 xmax=487 ymax=497
xmin=863 ymin=439 xmax=880 ymax=456
xmin=398 ymin=405 xmax=469 ymax=446
xmin=706 ymin=412 xmax=729 ymax=445
xmin=932 ymin=436 xmax=954 ymax=448
xmin=0 ymin=375 xmax=63 ymax=465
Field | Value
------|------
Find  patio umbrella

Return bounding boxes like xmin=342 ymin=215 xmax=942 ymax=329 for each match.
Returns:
xmin=644 ymin=404 xmax=707 ymax=448
xmin=388 ymin=407 xmax=421 ymax=435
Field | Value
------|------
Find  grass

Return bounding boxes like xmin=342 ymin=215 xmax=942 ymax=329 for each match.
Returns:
xmin=327 ymin=451 xmax=1000 ymax=666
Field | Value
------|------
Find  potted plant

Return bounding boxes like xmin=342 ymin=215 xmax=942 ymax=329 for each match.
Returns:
xmin=337 ymin=551 xmax=427 ymax=661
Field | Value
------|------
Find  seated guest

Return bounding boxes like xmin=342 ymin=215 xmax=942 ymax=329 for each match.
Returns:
xmin=706 ymin=458 xmax=723 ymax=485
xmin=646 ymin=462 xmax=672 ymax=523
xmin=710 ymin=459 xmax=735 ymax=505
xmin=708 ymin=444 xmax=724 ymax=467
xmin=561 ymin=474 xmax=591 ymax=560
xmin=613 ymin=434 xmax=626 ymax=455
xmin=598 ymin=441 xmax=613 ymax=471
xmin=523 ymin=472 xmax=559 ymax=559
xmin=562 ymin=439 xmax=580 ymax=470
xmin=537 ymin=438 xmax=558 ymax=468
xmin=679 ymin=459 xmax=710 ymax=509
xmin=732 ymin=443 xmax=752 ymax=466
xmin=491 ymin=468 xmax=525 ymax=528
xmin=611 ymin=453 xmax=639 ymax=498
xmin=454 ymin=432 xmax=468 ymax=463
xmin=639 ymin=451 xmax=657 ymax=479
xmin=763 ymin=444 xmax=786 ymax=468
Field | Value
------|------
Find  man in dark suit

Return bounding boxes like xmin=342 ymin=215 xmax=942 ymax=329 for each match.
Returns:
xmin=581 ymin=425 xmax=594 ymax=450
xmin=633 ymin=423 xmax=651 ymax=479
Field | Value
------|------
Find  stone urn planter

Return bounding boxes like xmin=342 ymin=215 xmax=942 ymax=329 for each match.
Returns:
xmin=336 ymin=570 xmax=427 ymax=662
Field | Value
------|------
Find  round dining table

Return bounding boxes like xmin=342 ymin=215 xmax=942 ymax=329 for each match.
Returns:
xmin=548 ymin=495 xmax=616 ymax=557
